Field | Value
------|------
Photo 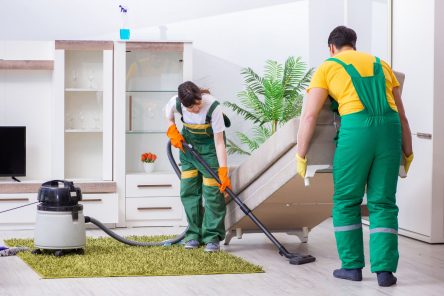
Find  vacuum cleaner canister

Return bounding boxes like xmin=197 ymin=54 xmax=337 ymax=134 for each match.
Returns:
xmin=33 ymin=180 xmax=86 ymax=255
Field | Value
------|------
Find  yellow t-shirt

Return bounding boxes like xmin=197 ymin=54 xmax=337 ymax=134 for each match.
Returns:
xmin=307 ymin=50 xmax=400 ymax=116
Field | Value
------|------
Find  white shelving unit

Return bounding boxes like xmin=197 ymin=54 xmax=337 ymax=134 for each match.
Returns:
xmin=53 ymin=41 xmax=113 ymax=181
xmin=114 ymin=41 xmax=192 ymax=226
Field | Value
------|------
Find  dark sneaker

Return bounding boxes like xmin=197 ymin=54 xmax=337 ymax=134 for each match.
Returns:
xmin=377 ymin=272 xmax=397 ymax=287
xmin=333 ymin=268 xmax=363 ymax=281
xmin=204 ymin=242 xmax=220 ymax=252
xmin=184 ymin=240 xmax=200 ymax=249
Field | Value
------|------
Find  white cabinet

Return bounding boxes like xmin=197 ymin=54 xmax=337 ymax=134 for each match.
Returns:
xmin=392 ymin=0 xmax=444 ymax=243
xmin=125 ymin=173 xmax=184 ymax=226
xmin=114 ymin=41 xmax=192 ymax=226
xmin=0 ymin=194 xmax=38 ymax=224
xmin=80 ymin=193 xmax=119 ymax=224
xmin=53 ymin=41 xmax=113 ymax=181
xmin=0 ymin=192 xmax=118 ymax=227
xmin=126 ymin=173 xmax=180 ymax=197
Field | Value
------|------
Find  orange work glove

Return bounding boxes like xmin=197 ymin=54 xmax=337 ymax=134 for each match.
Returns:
xmin=218 ymin=167 xmax=232 ymax=194
xmin=167 ymin=124 xmax=185 ymax=152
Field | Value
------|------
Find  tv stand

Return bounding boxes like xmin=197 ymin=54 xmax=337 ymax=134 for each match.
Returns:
xmin=11 ymin=177 xmax=21 ymax=183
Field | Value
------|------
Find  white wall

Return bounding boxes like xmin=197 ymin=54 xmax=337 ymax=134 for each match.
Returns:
xmin=308 ymin=0 xmax=390 ymax=67
xmin=308 ymin=0 xmax=345 ymax=67
xmin=346 ymin=0 xmax=390 ymax=62
xmin=120 ymin=2 xmax=310 ymax=164
xmin=0 ymin=41 xmax=54 ymax=181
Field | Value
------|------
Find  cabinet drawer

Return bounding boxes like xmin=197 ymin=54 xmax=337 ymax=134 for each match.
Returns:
xmin=0 ymin=193 xmax=38 ymax=223
xmin=80 ymin=193 xmax=118 ymax=224
xmin=126 ymin=197 xmax=183 ymax=221
xmin=126 ymin=174 xmax=180 ymax=197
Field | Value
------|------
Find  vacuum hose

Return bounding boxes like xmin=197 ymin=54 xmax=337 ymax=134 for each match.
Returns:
xmin=85 ymin=216 xmax=185 ymax=246
xmin=82 ymin=141 xmax=188 ymax=247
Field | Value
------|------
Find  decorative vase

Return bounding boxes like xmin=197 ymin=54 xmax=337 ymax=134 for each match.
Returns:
xmin=143 ymin=162 xmax=155 ymax=173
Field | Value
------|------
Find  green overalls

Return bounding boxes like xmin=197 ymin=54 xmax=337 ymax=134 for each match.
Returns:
xmin=329 ymin=57 xmax=401 ymax=273
xmin=176 ymin=98 xmax=227 ymax=244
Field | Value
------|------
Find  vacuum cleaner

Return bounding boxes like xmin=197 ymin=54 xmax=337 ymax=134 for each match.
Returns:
xmin=30 ymin=141 xmax=315 ymax=264
xmin=32 ymin=180 xmax=186 ymax=256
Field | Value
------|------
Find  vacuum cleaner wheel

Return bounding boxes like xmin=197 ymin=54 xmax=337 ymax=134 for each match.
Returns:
xmin=32 ymin=248 xmax=85 ymax=256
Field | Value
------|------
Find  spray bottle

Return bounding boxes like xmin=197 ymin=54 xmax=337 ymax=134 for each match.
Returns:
xmin=119 ymin=5 xmax=130 ymax=40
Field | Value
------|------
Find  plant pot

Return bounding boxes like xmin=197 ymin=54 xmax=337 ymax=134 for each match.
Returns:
xmin=143 ymin=162 xmax=155 ymax=173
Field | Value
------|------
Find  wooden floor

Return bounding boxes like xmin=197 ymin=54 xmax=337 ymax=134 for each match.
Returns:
xmin=1 ymin=218 xmax=443 ymax=296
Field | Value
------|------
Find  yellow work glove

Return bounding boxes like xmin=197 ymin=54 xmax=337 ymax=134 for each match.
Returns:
xmin=296 ymin=153 xmax=307 ymax=179
xmin=166 ymin=124 xmax=185 ymax=152
xmin=402 ymin=153 xmax=414 ymax=174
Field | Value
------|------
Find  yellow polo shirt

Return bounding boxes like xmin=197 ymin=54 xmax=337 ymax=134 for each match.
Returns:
xmin=307 ymin=50 xmax=400 ymax=116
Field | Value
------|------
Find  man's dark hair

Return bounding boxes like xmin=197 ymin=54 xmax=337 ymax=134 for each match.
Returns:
xmin=178 ymin=81 xmax=202 ymax=107
xmin=328 ymin=26 xmax=357 ymax=50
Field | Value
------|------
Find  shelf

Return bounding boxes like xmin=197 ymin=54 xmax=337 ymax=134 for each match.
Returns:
xmin=126 ymin=130 xmax=165 ymax=134
xmin=126 ymin=90 xmax=176 ymax=93
xmin=126 ymin=171 xmax=174 ymax=176
xmin=0 ymin=60 xmax=54 ymax=70
xmin=65 ymin=129 xmax=103 ymax=133
xmin=65 ymin=88 xmax=103 ymax=92
xmin=0 ymin=181 xmax=117 ymax=194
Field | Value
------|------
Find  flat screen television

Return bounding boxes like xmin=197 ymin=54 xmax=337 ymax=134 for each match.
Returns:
xmin=0 ymin=126 xmax=26 ymax=177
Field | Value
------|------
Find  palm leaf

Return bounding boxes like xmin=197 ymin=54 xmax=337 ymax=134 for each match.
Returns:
xmin=223 ymin=101 xmax=264 ymax=125
xmin=263 ymin=79 xmax=284 ymax=122
xmin=226 ymin=139 xmax=251 ymax=156
xmin=238 ymin=89 xmax=268 ymax=120
xmin=236 ymin=132 xmax=260 ymax=151
xmin=252 ymin=126 xmax=272 ymax=145
xmin=291 ymin=67 xmax=314 ymax=96
xmin=264 ymin=60 xmax=284 ymax=82
xmin=241 ymin=67 xmax=264 ymax=95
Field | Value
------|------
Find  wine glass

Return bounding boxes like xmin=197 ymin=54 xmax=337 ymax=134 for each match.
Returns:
xmin=93 ymin=112 xmax=101 ymax=129
xmin=79 ymin=111 xmax=85 ymax=130
xmin=96 ymin=91 xmax=102 ymax=105
xmin=71 ymin=70 xmax=78 ymax=88
xmin=66 ymin=112 xmax=74 ymax=129
xmin=88 ymin=70 xmax=95 ymax=89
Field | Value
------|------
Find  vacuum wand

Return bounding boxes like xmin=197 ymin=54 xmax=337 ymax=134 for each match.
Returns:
xmin=167 ymin=140 xmax=316 ymax=265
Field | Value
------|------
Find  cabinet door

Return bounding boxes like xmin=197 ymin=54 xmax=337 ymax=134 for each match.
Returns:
xmin=0 ymin=194 xmax=38 ymax=224
xmin=397 ymin=136 xmax=432 ymax=237
xmin=80 ymin=193 xmax=118 ymax=224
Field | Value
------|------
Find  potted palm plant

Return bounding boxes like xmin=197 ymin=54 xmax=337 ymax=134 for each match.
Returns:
xmin=224 ymin=56 xmax=313 ymax=155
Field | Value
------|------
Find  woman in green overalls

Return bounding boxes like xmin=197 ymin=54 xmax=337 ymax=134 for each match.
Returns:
xmin=296 ymin=26 xmax=413 ymax=287
xmin=166 ymin=81 xmax=231 ymax=252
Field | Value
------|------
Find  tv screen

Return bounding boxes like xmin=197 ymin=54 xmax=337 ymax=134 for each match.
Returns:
xmin=0 ymin=126 xmax=26 ymax=177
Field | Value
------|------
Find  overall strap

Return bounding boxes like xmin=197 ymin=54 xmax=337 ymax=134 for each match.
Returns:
xmin=327 ymin=57 xmax=348 ymax=68
xmin=175 ymin=96 xmax=183 ymax=115
xmin=205 ymin=101 xmax=220 ymax=124
xmin=373 ymin=56 xmax=383 ymax=76
xmin=327 ymin=57 xmax=361 ymax=77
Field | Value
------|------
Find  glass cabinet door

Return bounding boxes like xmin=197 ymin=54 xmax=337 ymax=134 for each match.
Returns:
xmin=124 ymin=44 xmax=184 ymax=173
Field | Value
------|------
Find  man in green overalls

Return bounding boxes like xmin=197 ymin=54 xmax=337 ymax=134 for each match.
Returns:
xmin=296 ymin=26 xmax=413 ymax=287
xmin=166 ymin=81 xmax=231 ymax=252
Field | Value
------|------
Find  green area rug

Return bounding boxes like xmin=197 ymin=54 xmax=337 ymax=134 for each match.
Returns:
xmin=5 ymin=236 xmax=263 ymax=279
